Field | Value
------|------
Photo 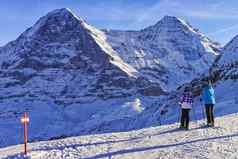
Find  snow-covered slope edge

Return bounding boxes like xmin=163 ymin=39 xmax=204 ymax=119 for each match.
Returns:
xmin=1 ymin=113 xmax=238 ymax=159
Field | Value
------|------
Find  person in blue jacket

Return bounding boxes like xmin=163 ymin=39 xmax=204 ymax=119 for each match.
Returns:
xmin=201 ymin=80 xmax=215 ymax=127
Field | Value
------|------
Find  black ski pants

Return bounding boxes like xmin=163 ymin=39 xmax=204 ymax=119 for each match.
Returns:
xmin=205 ymin=104 xmax=214 ymax=124
xmin=180 ymin=108 xmax=190 ymax=129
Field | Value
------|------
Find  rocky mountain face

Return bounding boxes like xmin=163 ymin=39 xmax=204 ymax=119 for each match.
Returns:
xmin=104 ymin=16 xmax=220 ymax=91
xmin=0 ymin=8 xmax=164 ymax=105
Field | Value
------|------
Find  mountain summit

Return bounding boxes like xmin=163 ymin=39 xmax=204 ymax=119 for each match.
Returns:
xmin=24 ymin=8 xmax=85 ymax=38
xmin=145 ymin=15 xmax=196 ymax=33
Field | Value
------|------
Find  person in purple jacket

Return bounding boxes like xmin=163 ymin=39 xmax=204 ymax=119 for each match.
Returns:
xmin=179 ymin=88 xmax=194 ymax=130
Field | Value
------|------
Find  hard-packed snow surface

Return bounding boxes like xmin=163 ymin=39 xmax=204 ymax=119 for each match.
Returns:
xmin=1 ymin=113 xmax=238 ymax=159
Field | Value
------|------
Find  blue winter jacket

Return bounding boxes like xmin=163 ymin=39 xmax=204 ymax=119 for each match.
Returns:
xmin=202 ymin=86 xmax=216 ymax=105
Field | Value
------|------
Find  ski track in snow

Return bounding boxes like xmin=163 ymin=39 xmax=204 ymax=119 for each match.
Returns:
xmin=1 ymin=113 xmax=238 ymax=159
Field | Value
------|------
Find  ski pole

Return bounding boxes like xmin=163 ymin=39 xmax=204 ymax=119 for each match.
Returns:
xmin=192 ymin=106 xmax=196 ymax=121
xmin=200 ymin=100 xmax=205 ymax=119
xmin=192 ymin=106 xmax=198 ymax=127
xmin=209 ymin=105 xmax=214 ymax=126
xmin=158 ymin=104 xmax=166 ymax=125
xmin=200 ymin=102 xmax=207 ymax=127
xmin=177 ymin=104 xmax=181 ymax=125
xmin=202 ymin=104 xmax=206 ymax=120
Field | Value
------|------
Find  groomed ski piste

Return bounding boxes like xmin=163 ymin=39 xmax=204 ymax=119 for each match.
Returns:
xmin=1 ymin=112 xmax=238 ymax=159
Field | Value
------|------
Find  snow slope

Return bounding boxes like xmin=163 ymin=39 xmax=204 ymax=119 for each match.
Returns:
xmin=1 ymin=113 xmax=238 ymax=159
xmin=0 ymin=78 xmax=238 ymax=158
xmin=79 ymin=79 xmax=238 ymax=135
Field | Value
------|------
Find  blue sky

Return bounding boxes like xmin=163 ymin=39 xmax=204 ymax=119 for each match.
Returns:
xmin=1 ymin=0 xmax=238 ymax=46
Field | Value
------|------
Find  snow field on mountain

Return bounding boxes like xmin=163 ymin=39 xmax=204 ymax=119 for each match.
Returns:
xmin=0 ymin=96 xmax=155 ymax=148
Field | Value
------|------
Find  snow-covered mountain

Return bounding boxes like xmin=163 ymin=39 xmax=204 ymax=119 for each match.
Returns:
xmin=93 ymin=26 xmax=238 ymax=139
xmin=104 ymin=16 xmax=220 ymax=90
xmin=0 ymin=9 xmax=163 ymax=146
xmin=0 ymin=8 xmax=140 ymax=100
xmin=0 ymin=8 xmax=164 ymax=147
xmin=0 ymin=8 xmax=234 ymax=149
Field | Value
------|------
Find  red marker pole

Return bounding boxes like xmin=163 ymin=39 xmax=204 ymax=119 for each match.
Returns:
xmin=24 ymin=112 xmax=27 ymax=155
xmin=21 ymin=112 xmax=29 ymax=155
